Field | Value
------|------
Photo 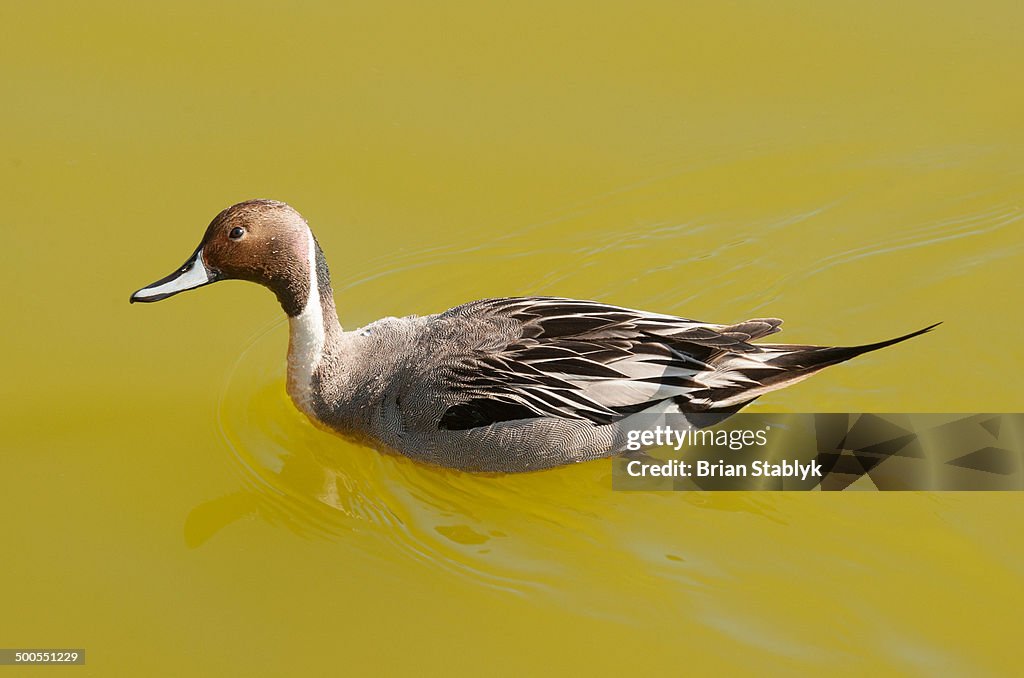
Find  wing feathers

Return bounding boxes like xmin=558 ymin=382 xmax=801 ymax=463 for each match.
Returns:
xmin=434 ymin=297 xmax=930 ymax=431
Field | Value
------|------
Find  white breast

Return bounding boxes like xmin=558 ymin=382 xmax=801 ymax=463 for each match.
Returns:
xmin=286 ymin=228 xmax=326 ymax=417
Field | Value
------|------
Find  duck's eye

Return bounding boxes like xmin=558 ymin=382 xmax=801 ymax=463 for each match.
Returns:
xmin=229 ymin=226 xmax=245 ymax=240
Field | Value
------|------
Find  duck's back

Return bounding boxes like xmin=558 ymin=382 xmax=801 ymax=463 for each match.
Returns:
xmin=308 ymin=297 xmax=933 ymax=472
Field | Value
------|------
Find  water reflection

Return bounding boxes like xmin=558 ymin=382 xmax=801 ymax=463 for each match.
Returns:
xmin=185 ymin=305 xmax=792 ymax=618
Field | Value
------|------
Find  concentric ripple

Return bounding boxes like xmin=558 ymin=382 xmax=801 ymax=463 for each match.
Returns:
xmin=211 ymin=317 xmax=612 ymax=599
xmin=206 ymin=310 xmax=794 ymax=619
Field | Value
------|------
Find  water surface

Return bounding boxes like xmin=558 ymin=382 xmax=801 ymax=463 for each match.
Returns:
xmin=2 ymin=1 xmax=1023 ymax=675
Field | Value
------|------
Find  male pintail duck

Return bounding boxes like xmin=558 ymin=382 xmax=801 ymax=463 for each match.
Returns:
xmin=131 ymin=200 xmax=937 ymax=472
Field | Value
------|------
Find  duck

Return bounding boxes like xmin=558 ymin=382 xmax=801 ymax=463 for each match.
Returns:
xmin=130 ymin=199 xmax=937 ymax=472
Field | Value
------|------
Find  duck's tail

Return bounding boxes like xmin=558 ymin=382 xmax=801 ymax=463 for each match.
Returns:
xmin=686 ymin=323 xmax=941 ymax=412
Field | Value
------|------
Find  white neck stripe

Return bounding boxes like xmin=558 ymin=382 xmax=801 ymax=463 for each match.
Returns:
xmin=286 ymin=229 xmax=326 ymax=416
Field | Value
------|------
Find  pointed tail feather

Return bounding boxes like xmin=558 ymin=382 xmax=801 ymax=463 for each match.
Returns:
xmin=761 ymin=322 xmax=941 ymax=372
xmin=694 ymin=322 xmax=940 ymax=411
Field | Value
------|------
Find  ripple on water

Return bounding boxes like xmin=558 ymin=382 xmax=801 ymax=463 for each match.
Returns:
xmin=204 ymin=319 xmax=604 ymax=599
xmin=199 ymin=314 xmax=797 ymax=621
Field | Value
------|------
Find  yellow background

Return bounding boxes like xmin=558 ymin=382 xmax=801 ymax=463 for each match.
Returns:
xmin=2 ymin=1 xmax=1023 ymax=675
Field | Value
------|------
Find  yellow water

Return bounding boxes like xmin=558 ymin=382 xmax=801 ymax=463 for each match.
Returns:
xmin=3 ymin=1 xmax=1024 ymax=675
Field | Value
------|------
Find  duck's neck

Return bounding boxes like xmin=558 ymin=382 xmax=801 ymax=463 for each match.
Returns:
xmin=286 ymin=229 xmax=343 ymax=418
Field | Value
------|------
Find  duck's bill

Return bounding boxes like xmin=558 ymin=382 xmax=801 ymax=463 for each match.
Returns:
xmin=130 ymin=248 xmax=221 ymax=303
